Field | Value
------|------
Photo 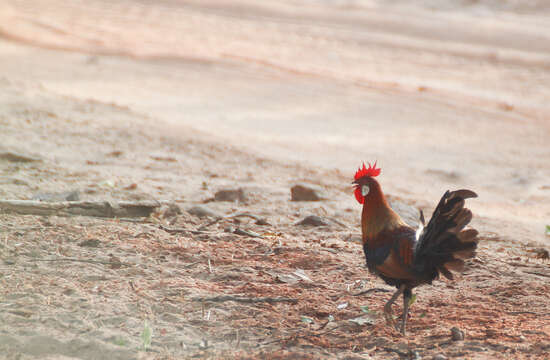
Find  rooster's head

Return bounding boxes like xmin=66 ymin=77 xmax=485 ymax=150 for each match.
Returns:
xmin=352 ymin=161 xmax=381 ymax=204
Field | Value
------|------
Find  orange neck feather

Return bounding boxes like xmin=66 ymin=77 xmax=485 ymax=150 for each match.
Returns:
xmin=361 ymin=180 xmax=404 ymax=243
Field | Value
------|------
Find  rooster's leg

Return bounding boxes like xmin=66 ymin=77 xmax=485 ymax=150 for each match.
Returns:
xmin=384 ymin=285 xmax=405 ymax=328
xmin=400 ymin=289 xmax=412 ymax=335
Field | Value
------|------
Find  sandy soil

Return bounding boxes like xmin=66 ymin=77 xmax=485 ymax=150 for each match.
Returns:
xmin=0 ymin=0 xmax=549 ymax=359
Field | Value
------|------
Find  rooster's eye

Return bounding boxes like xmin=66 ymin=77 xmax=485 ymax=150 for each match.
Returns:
xmin=361 ymin=185 xmax=369 ymax=196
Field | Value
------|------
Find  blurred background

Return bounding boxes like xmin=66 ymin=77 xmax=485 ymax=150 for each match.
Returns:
xmin=1 ymin=0 xmax=549 ymax=243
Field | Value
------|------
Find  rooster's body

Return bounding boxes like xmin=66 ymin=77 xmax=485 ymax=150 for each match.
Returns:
xmin=353 ymin=162 xmax=479 ymax=335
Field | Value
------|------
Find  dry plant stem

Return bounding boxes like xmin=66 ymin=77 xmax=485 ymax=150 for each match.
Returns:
xmin=353 ymin=288 xmax=391 ymax=296
xmin=157 ymin=224 xmax=214 ymax=235
xmin=192 ymin=295 xmax=298 ymax=304
xmin=197 ymin=217 xmax=223 ymax=231
xmin=260 ymin=324 xmax=343 ymax=347
xmin=523 ymin=271 xmax=550 ymax=278
xmin=30 ymin=258 xmax=126 ymax=266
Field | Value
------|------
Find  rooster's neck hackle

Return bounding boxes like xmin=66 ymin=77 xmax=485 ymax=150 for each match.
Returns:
xmin=361 ymin=180 xmax=404 ymax=242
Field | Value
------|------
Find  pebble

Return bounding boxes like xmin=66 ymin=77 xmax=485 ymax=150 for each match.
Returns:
xmin=162 ymin=203 xmax=182 ymax=218
xmin=0 ymin=151 xmax=41 ymax=163
xmin=214 ymin=188 xmax=247 ymax=202
xmin=433 ymin=354 xmax=447 ymax=360
xmin=78 ymin=239 xmax=100 ymax=248
xmin=187 ymin=205 xmax=221 ymax=218
xmin=296 ymin=215 xmax=330 ymax=227
xmin=290 ymin=183 xmax=324 ymax=201
xmin=451 ymin=327 xmax=465 ymax=341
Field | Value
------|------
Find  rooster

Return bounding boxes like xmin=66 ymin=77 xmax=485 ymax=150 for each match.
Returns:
xmin=353 ymin=162 xmax=479 ymax=335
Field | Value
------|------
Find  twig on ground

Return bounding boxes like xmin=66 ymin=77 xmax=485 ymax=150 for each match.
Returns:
xmin=259 ymin=324 xmax=342 ymax=347
xmin=30 ymin=257 xmax=127 ymax=267
xmin=506 ymin=311 xmax=550 ymax=316
xmin=158 ymin=224 xmax=214 ymax=235
xmin=197 ymin=217 xmax=223 ymax=231
xmin=523 ymin=270 xmax=550 ymax=278
xmin=183 ymin=261 xmax=201 ymax=269
xmin=192 ymin=295 xmax=298 ymax=304
xmin=233 ymin=228 xmax=263 ymax=238
xmin=353 ymin=288 xmax=391 ymax=296
xmin=382 ymin=347 xmax=409 ymax=357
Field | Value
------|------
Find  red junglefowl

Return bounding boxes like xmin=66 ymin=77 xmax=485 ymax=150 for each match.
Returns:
xmin=353 ymin=162 xmax=479 ymax=335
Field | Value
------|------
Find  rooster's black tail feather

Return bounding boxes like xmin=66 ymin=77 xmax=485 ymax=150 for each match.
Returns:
xmin=414 ymin=189 xmax=479 ymax=280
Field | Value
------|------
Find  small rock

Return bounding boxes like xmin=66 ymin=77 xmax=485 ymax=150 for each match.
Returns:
xmin=0 ymin=151 xmax=41 ymax=163
xmin=296 ymin=215 xmax=330 ymax=227
xmin=106 ymin=150 xmax=123 ymax=157
xmin=150 ymin=154 xmax=177 ymax=162
xmin=233 ymin=228 xmax=262 ymax=238
xmin=290 ymin=183 xmax=324 ymax=201
xmin=276 ymin=274 xmax=299 ymax=284
xmin=255 ymin=218 xmax=270 ymax=226
xmin=124 ymin=183 xmax=138 ymax=190
xmin=224 ymin=225 xmax=235 ymax=233
xmin=214 ymin=188 xmax=247 ymax=202
xmin=33 ymin=190 xmax=80 ymax=202
xmin=187 ymin=205 xmax=221 ymax=218
xmin=78 ymin=239 xmax=101 ymax=247
xmin=451 ymin=327 xmax=464 ymax=341
xmin=162 ymin=203 xmax=182 ymax=218
xmin=198 ymin=339 xmax=209 ymax=350
xmin=337 ymin=302 xmax=348 ymax=310
xmin=349 ymin=315 xmax=376 ymax=326
xmin=529 ymin=247 xmax=549 ymax=260
xmin=432 ymin=354 xmax=447 ymax=360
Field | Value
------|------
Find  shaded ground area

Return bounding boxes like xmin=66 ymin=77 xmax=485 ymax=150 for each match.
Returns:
xmin=1 ymin=82 xmax=549 ymax=359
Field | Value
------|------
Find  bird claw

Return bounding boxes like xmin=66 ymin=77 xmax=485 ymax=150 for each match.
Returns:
xmin=397 ymin=323 xmax=406 ymax=336
xmin=385 ymin=311 xmax=407 ymax=335
xmin=384 ymin=310 xmax=395 ymax=328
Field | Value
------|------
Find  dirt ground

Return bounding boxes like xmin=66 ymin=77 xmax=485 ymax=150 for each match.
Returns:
xmin=1 ymin=0 xmax=549 ymax=359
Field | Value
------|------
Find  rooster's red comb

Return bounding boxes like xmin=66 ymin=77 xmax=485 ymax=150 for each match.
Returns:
xmin=354 ymin=161 xmax=381 ymax=180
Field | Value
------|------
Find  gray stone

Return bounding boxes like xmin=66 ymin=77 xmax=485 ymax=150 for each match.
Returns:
xmin=451 ymin=326 xmax=464 ymax=341
xmin=214 ymin=188 xmax=247 ymax=202
xmin=187 ymin=205 xmax=221 ymax=218
xmin=296 ymin=215 xmax=330 ymax=227
xmin=0 ymin=151 xmax=41 ymax=163
xmin=291 ymin=183 xmax=324 ymax=201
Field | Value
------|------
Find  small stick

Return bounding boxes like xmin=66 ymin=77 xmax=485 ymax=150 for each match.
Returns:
xmin=233 ymin=228 xmax=263 ymax=238
xmin=353 ymin=288 xmax=391 ymax=296
xmin=192 ymin=295 xmax=298 ymax=304
xmin=158 ymin=224 xmax=213 ymax=235
xmin=259 ymin=324 xmax=342 ymax=346
xmin=523 ymin=270 xmax=550 ymax=278
xmin=197 ymin=217 xmax=223 ymax=231
xmin=30 ymin=258 xmax=126 ymax=266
